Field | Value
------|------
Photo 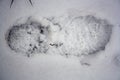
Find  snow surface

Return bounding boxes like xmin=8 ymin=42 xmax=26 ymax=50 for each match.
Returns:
xmin=6 ymin=14 xmax=112 ymax=57
xmin=0 ymin=0 xmax=120 ymax=80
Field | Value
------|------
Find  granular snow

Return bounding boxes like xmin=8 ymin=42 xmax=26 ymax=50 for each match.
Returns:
xmin=5 ymin=14 xmax=113 ymax=57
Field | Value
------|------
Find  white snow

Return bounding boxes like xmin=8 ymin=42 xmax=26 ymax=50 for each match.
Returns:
xmin=0 ymin=0 xmax=120 ymax=80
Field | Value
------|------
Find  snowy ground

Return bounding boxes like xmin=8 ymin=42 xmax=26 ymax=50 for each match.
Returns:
xmin=0 ymin=0 xmax=120 ymax=80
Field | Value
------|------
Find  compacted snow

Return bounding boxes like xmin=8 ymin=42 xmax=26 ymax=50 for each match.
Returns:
xmin=0 ymin=0 xmax=120 ymax=80
xmin=6 ymin=14 xmax=112 ymax=57
xmin=6 ymin=17 xmax=50 ymax=57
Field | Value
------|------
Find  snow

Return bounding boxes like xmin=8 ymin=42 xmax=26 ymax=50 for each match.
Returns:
xmin=6 ymin=14 xmax=112 ymax=57
xmin=6 ymin=17 xmax=50 ymax=57
xmin=0 ymin=0 xmax=120 ymax=80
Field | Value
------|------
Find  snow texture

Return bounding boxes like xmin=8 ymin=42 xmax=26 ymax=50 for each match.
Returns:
xmin=6 ymin=17 xmax=50 ymax=57
xmin=50 ymin=14 xmax=113 ymax=56
xmin=6 ymin=14 xmax=113 ymax=57
xmin=0 ymin=0 xmax=120 ymax=80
